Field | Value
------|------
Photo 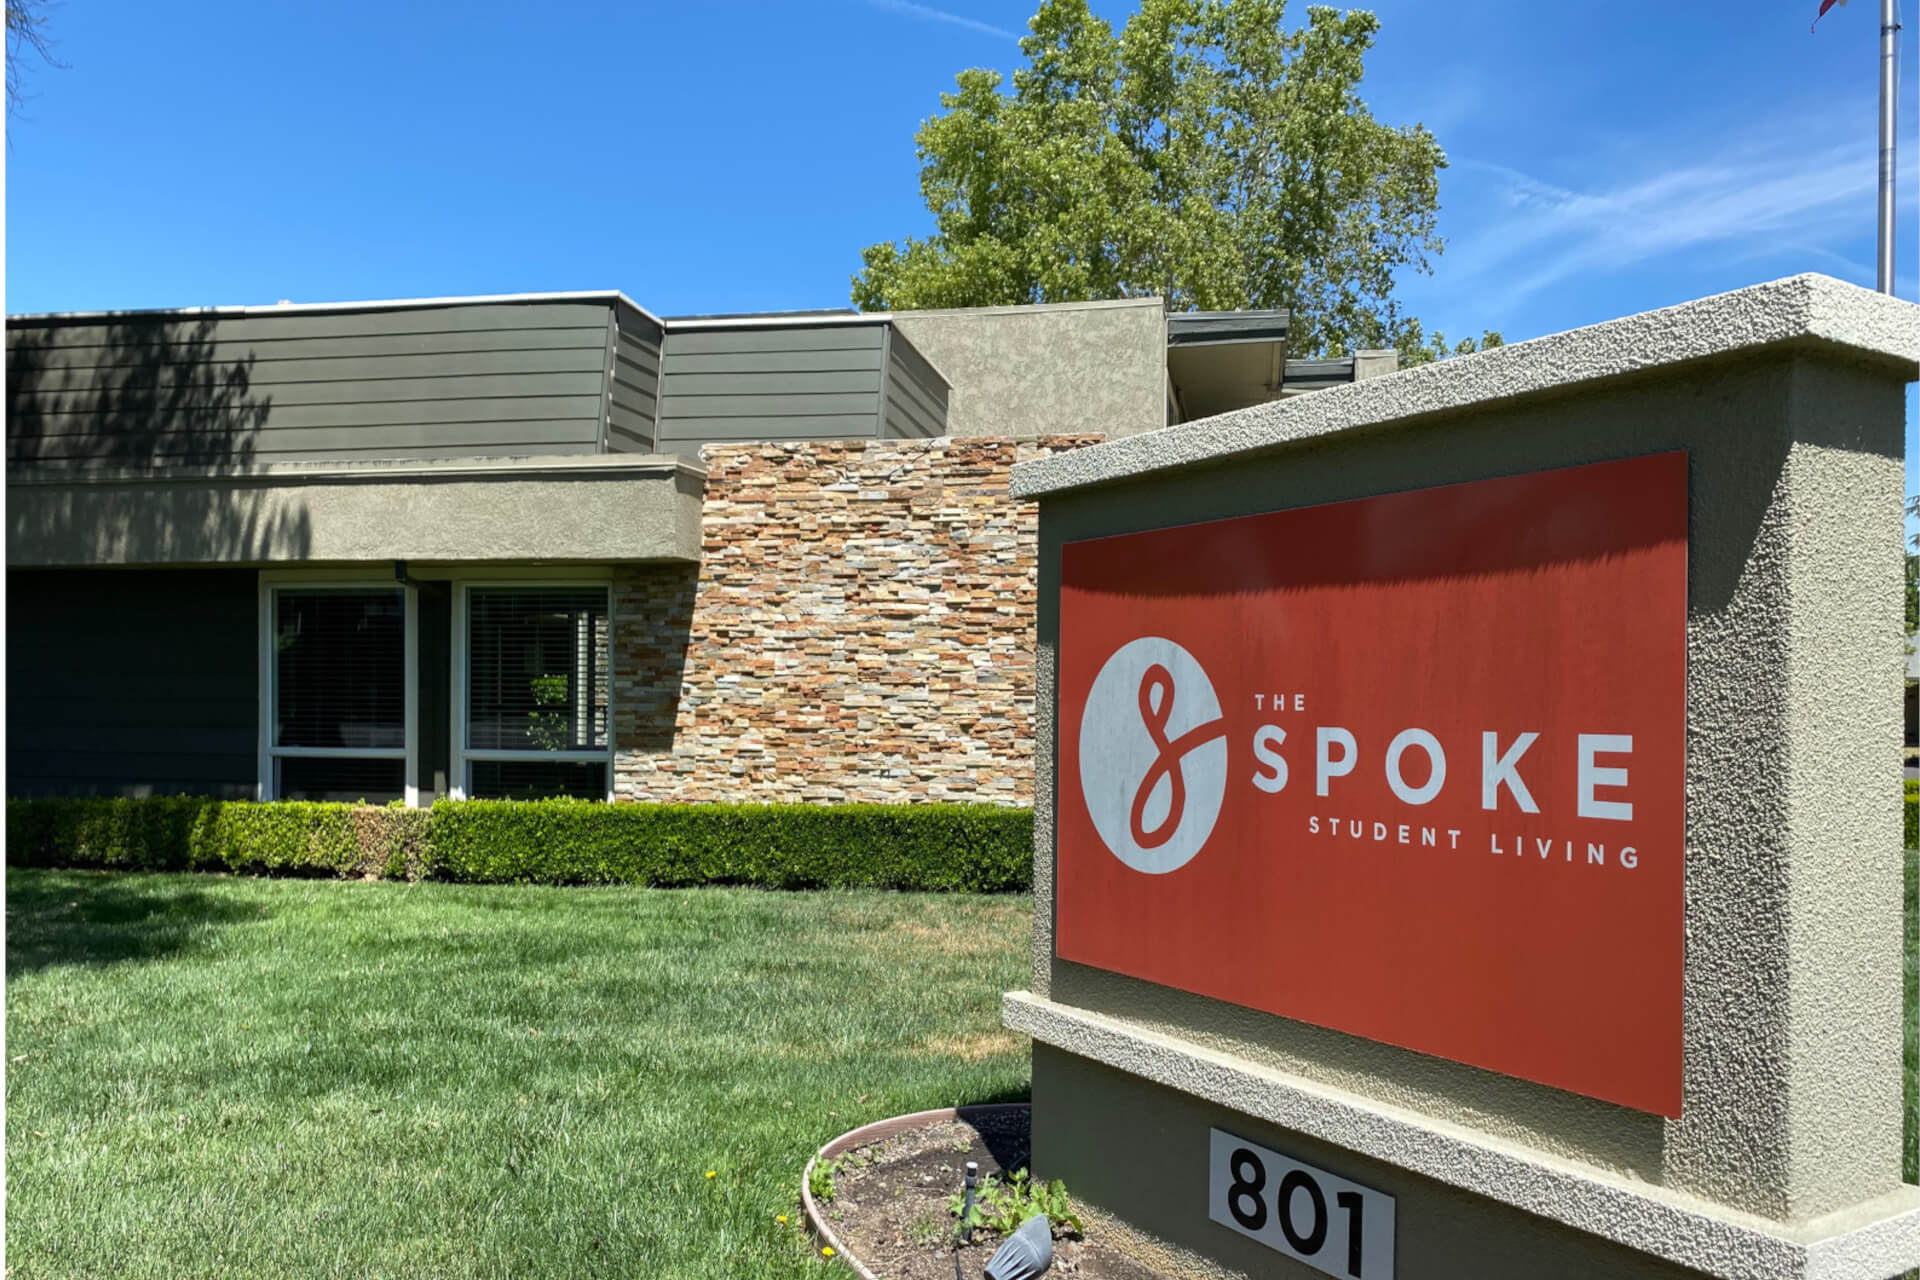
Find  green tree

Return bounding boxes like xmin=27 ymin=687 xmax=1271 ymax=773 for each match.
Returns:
xmin=1382 ymin=315 xmax=1505 ymax=367
xmin=853 ymin=0 xmax=1483 ymax=358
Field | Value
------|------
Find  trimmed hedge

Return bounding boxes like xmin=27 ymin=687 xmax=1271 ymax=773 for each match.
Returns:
xmin=6 ymin=797 xmax=428 ymax=879
xmin=1907 ymin=779 xmax=1918 ymax=849
xmin=424 ymin=799 xmax=1031 ymax=891
xmin=5 ymin=797 xmax=1033 ymax=892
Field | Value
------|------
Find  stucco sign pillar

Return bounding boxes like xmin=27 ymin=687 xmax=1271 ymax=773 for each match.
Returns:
xmin=1006 ymin=275 xmax=1920 ymax=1280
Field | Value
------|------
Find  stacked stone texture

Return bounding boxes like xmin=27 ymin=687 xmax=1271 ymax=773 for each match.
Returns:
xmin=613 ymin=435 xmax=1099 ymax=806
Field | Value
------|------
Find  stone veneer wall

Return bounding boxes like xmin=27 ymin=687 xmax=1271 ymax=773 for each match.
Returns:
xmin=611 ymin=435 xmax=1100 ymax=805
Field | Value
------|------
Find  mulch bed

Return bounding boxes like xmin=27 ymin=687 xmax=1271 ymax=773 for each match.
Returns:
xmin=813 ymin=1108 xmax=1166 ymax=1280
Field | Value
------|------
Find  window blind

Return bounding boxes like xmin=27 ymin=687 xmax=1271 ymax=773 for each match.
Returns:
xmin=466 ymin=587 xmax=610 ymax=753
xmin=275 ymin=589 xmax=405 ymax=749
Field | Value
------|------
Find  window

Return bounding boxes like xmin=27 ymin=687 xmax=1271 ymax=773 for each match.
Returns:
xmin=457 ymin=585 xmax=611 ymax=799
xmin=264 ymin=586 xmax=413 ymax=803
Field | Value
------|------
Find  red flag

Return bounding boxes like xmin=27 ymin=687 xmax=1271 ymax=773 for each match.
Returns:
xmin=1812 ymin=0 xmax=1846 ymax=31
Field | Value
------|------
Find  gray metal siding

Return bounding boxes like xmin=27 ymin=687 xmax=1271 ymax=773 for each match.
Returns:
xmin=607 ymin=305 xmax=663 ymax=453
xmin=7 ymin=302 xmax=615 ymax=466
xmin=6 ymin=568 xmax=259 ymax=798
xmin=655 ymin=324 xmax=885 ymax=449
xmin=882 ymin=330 xmax=949 ymax=439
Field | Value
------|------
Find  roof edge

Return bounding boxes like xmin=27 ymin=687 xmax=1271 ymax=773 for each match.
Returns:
xmin=1012 ymin=274 xmax=1920 ymax=500
xmin=8 ymin=290 xmax=668 ymax=331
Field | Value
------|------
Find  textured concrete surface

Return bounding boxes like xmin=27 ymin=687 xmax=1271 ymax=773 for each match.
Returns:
xmin=1013 ymin=277 xmax=1916 ymax=1273
xmin=6 ymin=454 xmax=707 ymax=567
xmin=1020 ymin=1016 xmax=1920 ymax=1280
xmin=1011 ymin=274 xmax=1920 ymax=499
xmin=892 ymin=298 xmax=1165 ymax=441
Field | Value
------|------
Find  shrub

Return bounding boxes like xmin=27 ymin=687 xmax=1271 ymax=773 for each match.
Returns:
xmin=424 ymin=799 xmax=1032 ymax=891
xmin=6 ymin=797 xmax=428 ymax=879
xmin=1907 ymin=779 xmax=1917 ymax=849
xmin=6 ymin=797 xmax=1033 ymax=892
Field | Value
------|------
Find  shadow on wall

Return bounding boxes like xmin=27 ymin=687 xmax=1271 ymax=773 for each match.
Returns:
xmin=614 ymin=563 xmax=701 ymax=758
xmin=7 ymin=316 xmax=313 ymax=562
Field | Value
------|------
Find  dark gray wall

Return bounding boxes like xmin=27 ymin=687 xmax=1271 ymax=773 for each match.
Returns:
xmin=7 ymin=302 xmax=617 ymax=467
xmin=7 ymin=568 xmax=259 ymax=797
xmin=606 ymin=304 xmax=663 ymax=454
xmin=880 ymin=329 xmax=949 ymax=439
xmin=654 ymin=323 xmax=889 ymax=450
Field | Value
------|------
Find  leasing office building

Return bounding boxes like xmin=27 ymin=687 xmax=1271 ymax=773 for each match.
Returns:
xmin=5 ymin=291 xmax=1389 ymax=806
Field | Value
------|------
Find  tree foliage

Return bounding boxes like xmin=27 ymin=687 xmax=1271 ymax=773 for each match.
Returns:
xmin=1387 ymin=315 xmax=1505 ymax=367
xmin=853 ymin=0 xmax=1474 ymax=357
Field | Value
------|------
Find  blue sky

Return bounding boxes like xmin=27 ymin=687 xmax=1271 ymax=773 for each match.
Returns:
xmin=6 ymin=0 xmax=1918 ymax=523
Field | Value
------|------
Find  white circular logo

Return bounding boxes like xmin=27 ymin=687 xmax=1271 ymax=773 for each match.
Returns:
xmin=1077 ymin=636 xmax=1228 ymax=874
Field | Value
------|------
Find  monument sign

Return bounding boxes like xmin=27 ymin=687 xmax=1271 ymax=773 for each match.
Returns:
xmin=1008 ymin=275 xmax=1920 ymax=1279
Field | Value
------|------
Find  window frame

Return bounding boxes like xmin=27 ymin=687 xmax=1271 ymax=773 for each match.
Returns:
xmin=449 ymin=575 xmax=615 ymax=802
xmin=257 ymin=570 xmax=419 ymax=807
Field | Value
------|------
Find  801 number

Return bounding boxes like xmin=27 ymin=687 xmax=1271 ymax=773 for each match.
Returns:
xmin=1207 ymin=1130 xmax=1394 ymax=1280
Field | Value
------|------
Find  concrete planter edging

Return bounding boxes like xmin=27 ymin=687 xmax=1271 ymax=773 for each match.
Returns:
xmin=800 ymin=1102 xmax=1031 ymax=1278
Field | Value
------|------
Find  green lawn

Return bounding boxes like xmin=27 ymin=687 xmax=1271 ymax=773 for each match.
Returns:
xmin=8 ymin=859 xmax=1918 ymax=1278
xmin=5 ymin=870 xmax=1032 ymax=1278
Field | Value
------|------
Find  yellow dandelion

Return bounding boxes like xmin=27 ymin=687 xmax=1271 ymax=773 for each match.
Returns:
xmin=705 ymin=1170 xmax=717 ymax=1179
xmin=822 ymin=1246 xmax=836 ymax=1257
xmin=777 ymin=1215 xmax=789 ymax=1224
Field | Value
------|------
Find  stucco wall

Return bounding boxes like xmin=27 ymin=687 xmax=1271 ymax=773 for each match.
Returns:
xmin=611 ymin=435 xmax=1098 ymax=803
xmin=6 ymin=454 xmax=706 ymax=568
xmin=890 ymin=298 xmax=1164 ymax=441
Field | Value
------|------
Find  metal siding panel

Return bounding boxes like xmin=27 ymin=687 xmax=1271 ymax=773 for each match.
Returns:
xmin=885 ymin=372 xmax=938 ymax=438
xmin=663 ymin=326 xmax=884 ymax=356
xmin=610 ymin=383 xmax=657 ymax=414
xmin=14 ymin=394 xmax=607 ymax=431
xmin=657 ymin=414 xmax=882 ymax=443
xmin=8 ymin=302 xmax=620 ymax=465
xmin=661 ymin=370 xmax=880 ymax=396
xmin=664 ymin=348 xmax=892 ymax=376
xmin=655 ymin=322 xmax=885 ymax=442
xmin=881 ymin=328 xmax=949 ymax=439
xmin=5 ymin=568 xmax=259 ymax=797
xmin=886 ymin=363 xmax=945 ymax=436
xmin=654 ymin=391 xmax=877 ymax=419
xmin=7 ymin=304 xmax=613 ymax=345
xmin=607 ymin=309 xmax=662 ymax=454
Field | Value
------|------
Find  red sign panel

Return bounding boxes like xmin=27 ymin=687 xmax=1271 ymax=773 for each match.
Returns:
xmin=1057 ymin=452 xmax=1686 ymax=1116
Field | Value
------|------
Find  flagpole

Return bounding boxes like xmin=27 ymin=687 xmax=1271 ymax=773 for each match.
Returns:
xmin=1878 ymin=0 xmax=1899 ymax=293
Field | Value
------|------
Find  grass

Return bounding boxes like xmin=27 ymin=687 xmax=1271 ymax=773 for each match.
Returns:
xmin=5 ymin=870 xmax=1033 ymax=1278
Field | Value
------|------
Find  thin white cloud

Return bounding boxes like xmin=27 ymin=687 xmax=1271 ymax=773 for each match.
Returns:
xmin=1440 ymin=109 xmax=1920 ymax=313
xmin=863 ymin=0 xmax=1022 ymax=42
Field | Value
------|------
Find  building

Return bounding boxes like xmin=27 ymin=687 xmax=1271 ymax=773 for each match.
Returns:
xmin=4 ymin=291 xmax=1392 ymax=806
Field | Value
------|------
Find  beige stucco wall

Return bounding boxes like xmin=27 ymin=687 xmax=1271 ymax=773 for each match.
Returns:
xmin=1012 ymin=277 xmax=1920 ymax=1277
xmin=891 ymin=297 xmax=1166 ymax=440
xmin=5 ymin=455 xmax=707 ymax=567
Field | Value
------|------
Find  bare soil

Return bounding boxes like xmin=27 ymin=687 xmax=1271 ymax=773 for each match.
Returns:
xmin=813 ymin=1109 xmax=1166 ymax=1280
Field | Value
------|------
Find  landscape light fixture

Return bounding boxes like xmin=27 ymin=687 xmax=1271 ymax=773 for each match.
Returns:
xmin=982 ymin=1213 xmax=1052 ymax=1280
